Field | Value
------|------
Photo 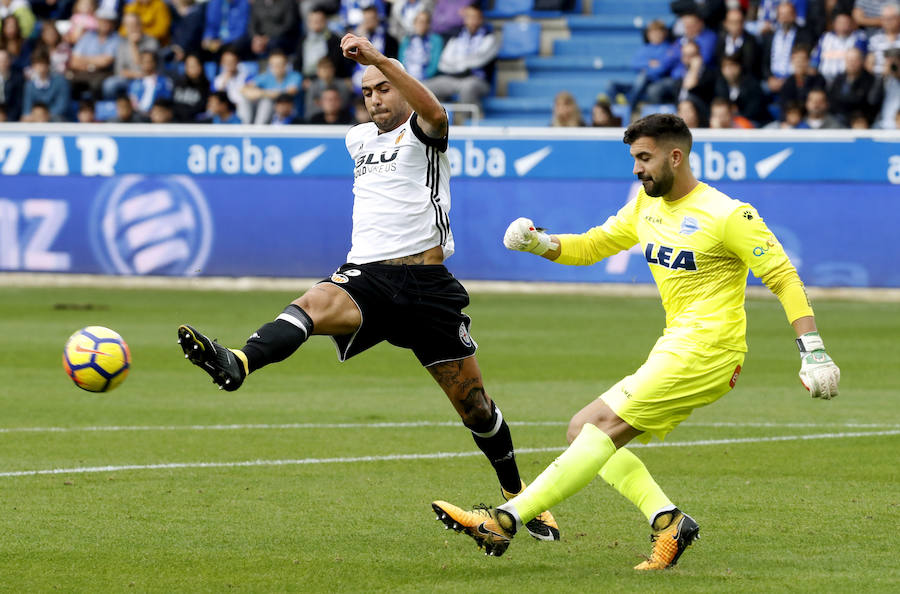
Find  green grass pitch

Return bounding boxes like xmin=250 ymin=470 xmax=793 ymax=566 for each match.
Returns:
xmin=0 ymin=284 xmax=897 ymax=592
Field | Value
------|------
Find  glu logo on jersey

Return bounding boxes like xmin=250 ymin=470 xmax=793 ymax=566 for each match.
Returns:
xmin=354 ymin=148 xmax=399 ymax=177
xmin=90 ymin=175 xmax=213 ymax=276
xmin=644 ymin=242 xmax=697 ymax=270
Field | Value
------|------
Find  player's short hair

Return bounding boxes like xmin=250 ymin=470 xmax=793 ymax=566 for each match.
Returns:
xmin=623 ymin=113 xmax=693 ymax=152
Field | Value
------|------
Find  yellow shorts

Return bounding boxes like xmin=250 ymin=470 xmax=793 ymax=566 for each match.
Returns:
xmin=600 ymin=333 xmax=745 ymax=442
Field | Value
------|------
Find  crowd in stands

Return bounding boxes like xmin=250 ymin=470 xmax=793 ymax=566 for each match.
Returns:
xmin=0 ymin=0 xmax=502 ymax=124
xmin=0 ymin=0 xmax=896 ymax=128
xmin=579 ymin=0 xmax=900 ymax=129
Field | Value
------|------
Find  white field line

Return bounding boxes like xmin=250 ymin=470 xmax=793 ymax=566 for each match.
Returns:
xmin=3 ymin=272 xmax=900 ymax=302
xmin=1 ymin=429 xmax=898 ymax=478
xmin=0 ymin=420 xmax=898 ymax=434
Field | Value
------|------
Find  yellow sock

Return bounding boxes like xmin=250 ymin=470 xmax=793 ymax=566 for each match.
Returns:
xmin=598 ymin=448 xmax=674 ymax=524
xmin=503 ymin=423 xmax=616 ymax=524
xmin=230 ymin=349 xmax=249 ymax=376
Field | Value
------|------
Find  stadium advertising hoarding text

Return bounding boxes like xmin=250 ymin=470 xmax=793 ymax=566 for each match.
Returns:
xmin=0 ymin=125 xmax=897 ymax=286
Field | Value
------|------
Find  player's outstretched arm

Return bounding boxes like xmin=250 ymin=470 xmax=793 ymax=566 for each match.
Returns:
xmin=792 ymin=316 xmax=840 ymax=400
xmin=340 ymin=33 xmax=447 ymax=138
xmin=502 ymin=217 xmax=560 ymax=260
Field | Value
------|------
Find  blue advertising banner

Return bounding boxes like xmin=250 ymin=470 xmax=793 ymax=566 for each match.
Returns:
xmin=0 ymin=125 xmax=897 ymax=286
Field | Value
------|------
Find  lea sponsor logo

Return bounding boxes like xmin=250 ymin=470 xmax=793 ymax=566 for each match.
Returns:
xmin=644 ymin=242 xmax=697 ymax=270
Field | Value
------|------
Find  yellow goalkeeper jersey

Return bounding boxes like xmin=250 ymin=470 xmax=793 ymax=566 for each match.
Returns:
xmin=555 ymin=182 xmax=811 ymax=352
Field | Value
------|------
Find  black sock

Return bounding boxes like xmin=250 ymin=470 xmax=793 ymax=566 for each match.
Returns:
xmin=241 ymin=304 xmax=314 ymax=373
xmin=467 ymin=402 xmax=521 ymax=494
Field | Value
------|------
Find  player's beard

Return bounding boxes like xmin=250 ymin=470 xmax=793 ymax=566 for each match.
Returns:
xmin=371 ymin=108 xmax=405 ymax=133
xmin=640 ymin=162 xmax=675 ymax=197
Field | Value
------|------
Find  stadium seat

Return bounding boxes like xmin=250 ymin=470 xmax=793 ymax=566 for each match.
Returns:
xmin=484 ymin=0 xmax=534 ymax=19
xmin=498 ymin=21 xmax=541 ymax=59
xmin=638 ymin=103 xmax=676 ymax=116
xmin=94 ymin=100 xmax=117 ymax=121
xmin=204 ymin=61 xmax=218 ymax=82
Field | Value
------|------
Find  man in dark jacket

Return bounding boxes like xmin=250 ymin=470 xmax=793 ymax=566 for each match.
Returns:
xmin=714 ymin=54 xmax=771 ymax=125
xmin=250 ymin=0 xmax=300 ymax=57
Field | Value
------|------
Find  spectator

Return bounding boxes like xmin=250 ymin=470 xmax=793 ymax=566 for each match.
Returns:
xmin=103 ymin=11 xmax=159 ymax=99
xmin=240 ymin=48 xmax=301 ymax=123
xmin=848 ymin=109 xmax=871 ymax=127
xmin=202 ymin=0 xmax=250 ymax=59
xmin=127 ymin=49 xmax=173 ymax=116
xmin=68 ymin=7 xmax=119 ymax=99
xmin=76 ymin=97 xmax=96 ymax=121
xmin=110 ymin=92 xmax=149 ymax=121
xmin=0 ymin=47 xmax=24 ymax=120
xmin=30 ymin=0 xmax=75 ymax=21
xmin=398 ymin=10 xmax=443 ymax=82
xmin=871 ymin=47 xmax=900 ymax=127
xmin=172 ymin=52 xmax=210 ymax=121
xmin=430 ymin=0 xmax=467 ymax=36
xmin=604 ymin=19 xmax=671 ymax=109
xmin=23 ymin=49 xmax=70 ymax=119
xmin=340 ymin=0 xmax=386 ymax=31
xmin=764 ymin=98 xmax=809 ymax=127
xmin=761 ymin=0 xmax=815 ymax=95
xmin=34 ymin=19 xmax=72 ymax=75
xmin=804 ymin=86 xmax=844 ymax=127
xmin=715 ymin=53 xmax=771 ymax=125
xmin=350 ymin=5 xmax=397 ymax=92
xmin=853 ymin=0 xmax=890 ymax=30
xmin=779 ymin=43 xmax=826 ymax=112
xmin=709 ymin=96 xmax=755 ymax=128
xmin=425 ymin=3 xmax=499 ymax=122
xmin=66 ymin=0 xmax=97 ymax=45
xmin=669 ymin=11 xmax=717 ymax=66
xmin=149 ymin=96 xmax=174 ymax=122
xmin=866 ymin=2 xmax=900 ymax=75
xmin=829 ymin=46 xmax=876 ymax=122
xmin=550 ymin=90 xmax=584 ymax=126
xmin=670 ymin=0 xmax=726 ymax=33
xmin=748 ymin=0 xmax=809 ymax=37
xmin=249 ymin=0 xmax=300 ymax=58
xmin=24 ymin=100 xmax=51 ymax=122
xmin=646 ymin=40 xmax=716 ymax=105
xmin=169 ymin=0 xmax=206 ymax=62
xmin=206 ymin=89 xmax=241 ymax=123
xmin=213 ymin=45 xmax=251 ymax=110
xmin=591 ymin=96 xmax=621 ymax=127
xmin=1 ymin=14 xmax=30 ymax=70
xmin=812 ymin=11 xmax=867 ymax=82
xmin=351 ymin=93 xmax=370 ymax=123
xmin=121 ymin=0 xmax=172 ymax=45
xmin=304 ymin=84 xmax=353 ymax=123
xmin=0 ymin=0 xmax=35 ymax=39
xmin=677 ymin=96 xmax=708 ymax=127
xmin=389 ymin=0 xmax=432 ymax=40
xmin=270 ymin=91 xmax=300 ymax=124
xmin=716 ymin=7 xmax=763 ymax=80
xmin=294 ymin=8 xmax=348 ymax=79
xmin=0 ymin=101 xmax=6 ymax=120
xmin=304 ymin=55 xmax=352 ymax=119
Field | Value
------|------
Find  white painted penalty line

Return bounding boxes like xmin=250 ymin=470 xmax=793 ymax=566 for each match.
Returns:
xmin=0 ymin=420 xmax=898 ymax=434
xmin=1 ymin=429 xmax=898 ymax=478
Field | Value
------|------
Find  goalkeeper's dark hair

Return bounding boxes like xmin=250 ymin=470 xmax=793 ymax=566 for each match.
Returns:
xmin=623 ymin=113 xmax=693 ymax=153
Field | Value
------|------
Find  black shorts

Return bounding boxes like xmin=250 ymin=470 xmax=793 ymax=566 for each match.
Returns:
xmin=318 ymin=263 xmax=478 ymax=367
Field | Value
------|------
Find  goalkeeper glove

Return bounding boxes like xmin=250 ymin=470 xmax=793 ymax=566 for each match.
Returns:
xmin=797 ymin=332 xmax=840 ymax=400
xmin=503 ymin=217 xmax=553 ymax=255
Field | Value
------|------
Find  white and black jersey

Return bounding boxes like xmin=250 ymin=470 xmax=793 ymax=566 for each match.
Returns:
xmin=345 ymin=112 xmax=452 ymax=264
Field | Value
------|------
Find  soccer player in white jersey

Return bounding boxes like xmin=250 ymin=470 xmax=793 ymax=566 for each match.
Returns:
xmin=431 ymin=114 xmax=841 ymax=568
xmin=176 ymin=34 xmax=558 ymax=541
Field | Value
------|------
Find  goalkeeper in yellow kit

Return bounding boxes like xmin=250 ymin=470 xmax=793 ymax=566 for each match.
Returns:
xmin=431 ymin=114 xmax=841 ymax=569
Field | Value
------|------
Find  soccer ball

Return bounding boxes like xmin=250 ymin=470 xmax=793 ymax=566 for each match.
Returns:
xmin=62 ymin=326 xmax=131 ymax=392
